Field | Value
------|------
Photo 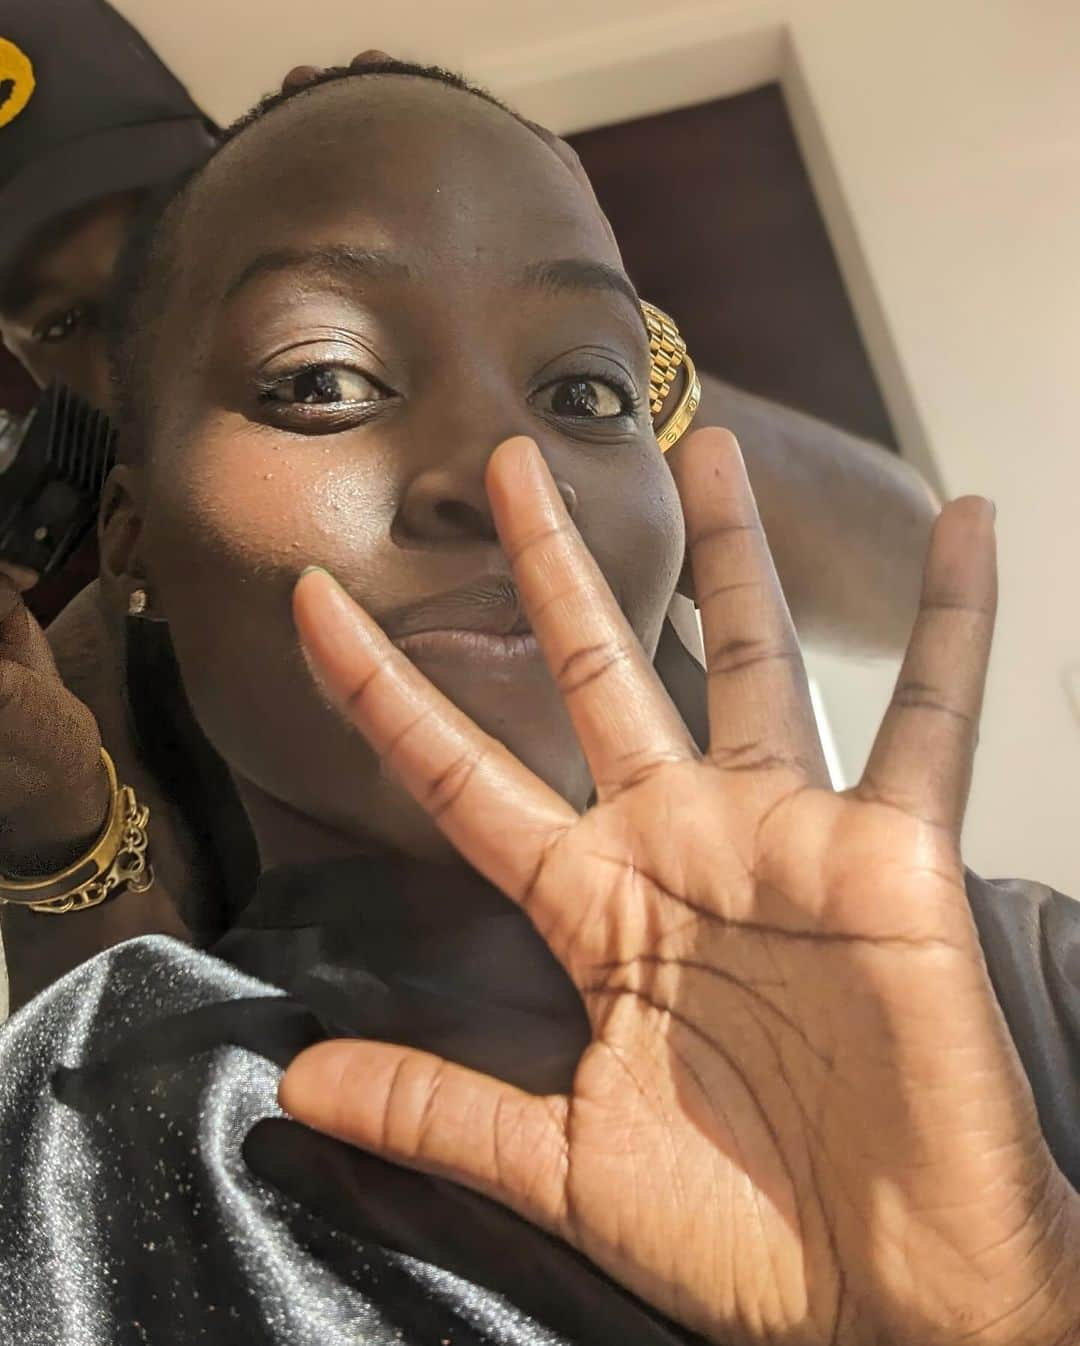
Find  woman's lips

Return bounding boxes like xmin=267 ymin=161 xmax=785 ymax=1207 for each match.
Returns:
xmin=370 ymin=569 xmax=621 ymax=675
xmin=392 ymin=626 xmax=542 ymax=669
xmin=380 ymin=572 xmax=541 ymax=670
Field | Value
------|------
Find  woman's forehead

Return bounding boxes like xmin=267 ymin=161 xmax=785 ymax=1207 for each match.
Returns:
xmin=182 ymin=78 xmax=620 ymax=288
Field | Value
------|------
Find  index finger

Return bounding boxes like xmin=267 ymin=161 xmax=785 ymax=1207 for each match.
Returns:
xmin=294 ymin=568 xmax=578 ymax=927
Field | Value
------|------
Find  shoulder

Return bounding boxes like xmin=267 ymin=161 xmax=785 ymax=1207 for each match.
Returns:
xmin=966 ymin=870 xmax=1080 ymax=1188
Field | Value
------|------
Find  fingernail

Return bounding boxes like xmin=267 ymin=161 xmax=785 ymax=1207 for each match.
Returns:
xmin=299 ymin=565 xmax=332 ymax=582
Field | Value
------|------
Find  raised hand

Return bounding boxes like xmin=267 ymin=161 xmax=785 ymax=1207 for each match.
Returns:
xmin=280 ymin=49 xmax=393 ymax=94
xmin=282 ymin=430 xmax=1080 ymax=1346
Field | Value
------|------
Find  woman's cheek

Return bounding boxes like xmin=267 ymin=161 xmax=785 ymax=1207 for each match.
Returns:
xmin=147 ymin=426 xmax=389 ymax=591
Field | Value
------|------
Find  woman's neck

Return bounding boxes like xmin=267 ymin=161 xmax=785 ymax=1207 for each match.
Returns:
xmin=230 ymin=774 xmax=589 ymax=1088
xmin=237 ymin=777 xmax=379 ymax=871
xmin=234 ymin=773 xmax=513 ymax=922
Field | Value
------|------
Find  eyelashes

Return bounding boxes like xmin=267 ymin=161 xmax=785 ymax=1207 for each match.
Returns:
xmin=533 ymin=371 xmax=642 ymax=420
xmin=256 ymin=363 xmax=389 ymax=409
xmin=255 ymin=360 xmax=643 ymax=425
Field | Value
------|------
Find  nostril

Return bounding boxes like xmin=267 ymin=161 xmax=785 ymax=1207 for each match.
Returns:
xmin=434 ymin=498 xmax=496 ymax=539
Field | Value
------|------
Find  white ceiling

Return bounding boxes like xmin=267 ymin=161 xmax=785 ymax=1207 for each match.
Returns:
xmin=111 ymin=0 xmax=777 ymax=133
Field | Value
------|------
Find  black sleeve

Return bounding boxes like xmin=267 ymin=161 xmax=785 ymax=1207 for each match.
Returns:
xmin=966 ymin=870 xmax=1080 ymax=1189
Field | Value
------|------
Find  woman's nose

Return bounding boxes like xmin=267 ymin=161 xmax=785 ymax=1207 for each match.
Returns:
xmin=395 ymin=441 xmax=578 ymax=545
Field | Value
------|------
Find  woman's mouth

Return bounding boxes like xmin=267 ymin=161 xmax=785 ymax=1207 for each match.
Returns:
xmin=392 ymin=627 xmax=541 ymax=668
xmin=382 ymin=574 xmax=543 ymax=672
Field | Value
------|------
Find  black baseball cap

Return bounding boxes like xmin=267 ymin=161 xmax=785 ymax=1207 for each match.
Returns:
xmin=0 ymin=0 xmax=217 ymax=270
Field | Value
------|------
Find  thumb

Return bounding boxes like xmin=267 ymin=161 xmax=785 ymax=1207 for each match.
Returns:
xmin=279 ymin=1040 xmax=569 ymax=1232
xmin=0 ymin=576 xmax=57 ymax=677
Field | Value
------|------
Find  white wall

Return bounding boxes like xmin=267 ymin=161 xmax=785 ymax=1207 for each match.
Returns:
xmin=782 ymin=1 xmax=1080 ymax=892
xmin=114 ymin=0 xmax=1080 ymax=892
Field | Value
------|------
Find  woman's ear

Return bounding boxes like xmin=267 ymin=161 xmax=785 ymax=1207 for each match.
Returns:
xmin=653 ymin=599 xmax=709 ymax=753
xmin=98 ymin=464 xmax=146 ymax=617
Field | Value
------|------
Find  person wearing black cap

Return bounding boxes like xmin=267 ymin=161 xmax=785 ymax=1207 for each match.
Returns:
xmin=0 ymin=0 xmax=216 ymax=408
xmin=0 ymin=1 xmax=225 ymax=1003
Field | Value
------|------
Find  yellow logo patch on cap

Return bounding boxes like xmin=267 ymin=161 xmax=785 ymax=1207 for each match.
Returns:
xmin=0 ymin=38 xmax=35 ymax=129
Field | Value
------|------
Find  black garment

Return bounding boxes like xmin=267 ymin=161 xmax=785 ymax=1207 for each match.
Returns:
xmin=0 ymin=863 xmax=1078 ymax=1344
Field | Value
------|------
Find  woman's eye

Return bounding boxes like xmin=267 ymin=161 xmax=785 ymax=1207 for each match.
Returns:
xmin=35 ymin=305 xmax=87 ymax=345
xmin=262 ymin=365 xmax=385 ymax=407
xmin=534 ymin=377 xmax=630 ymax=420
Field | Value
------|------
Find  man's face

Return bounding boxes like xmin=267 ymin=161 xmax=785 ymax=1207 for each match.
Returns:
xmin=0 ymin=192 xmax=140 ymax=413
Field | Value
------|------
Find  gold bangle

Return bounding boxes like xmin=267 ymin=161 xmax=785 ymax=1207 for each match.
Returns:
xmin=0 ymin=749 xmax=153 ymax=914
xmin=654 ymin=350 xmax=701 ymax=454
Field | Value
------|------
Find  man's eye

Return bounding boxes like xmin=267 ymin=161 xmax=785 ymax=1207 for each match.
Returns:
xmin=261 ymin=365 xmax=385 ymax=406
xmin=533 ymin=377 xmax=631 ymax=419
xmin=35 ymin=305 xmax=87 ymax=345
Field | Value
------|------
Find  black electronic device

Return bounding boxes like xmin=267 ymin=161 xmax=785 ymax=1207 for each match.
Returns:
xmin=0 ymin=383 xmax=114 ymax=578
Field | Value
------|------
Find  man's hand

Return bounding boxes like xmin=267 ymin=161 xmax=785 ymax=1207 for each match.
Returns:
xmin=277 ymin=53 xmax=618 ymax=247
xmin=0 ymin=576 xmax=107 ymax=876
xmin=281 ymin=50 xmax=393 ymax=94
xmin=280 ymin=430 xmax=1080 ymax=1346
xmin=0 ymin=578 xmax=194 ymax=1011
xmin=0 ymin=561 xmax=39 ymax=592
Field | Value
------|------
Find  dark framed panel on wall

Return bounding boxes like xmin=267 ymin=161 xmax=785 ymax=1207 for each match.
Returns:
xmin=567 ymin=84 xmax=898 ymax=451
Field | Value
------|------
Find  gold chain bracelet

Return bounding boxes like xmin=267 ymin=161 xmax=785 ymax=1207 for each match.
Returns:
xmin=0 ymin=749 xmax=153 ymax=914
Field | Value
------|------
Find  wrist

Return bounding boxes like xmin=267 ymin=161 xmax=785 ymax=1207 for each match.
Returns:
xmin=1039 ymin=1190 xmax=1080 ymax=1346
xmin=0 ymin=753 xmax=110 ymax=877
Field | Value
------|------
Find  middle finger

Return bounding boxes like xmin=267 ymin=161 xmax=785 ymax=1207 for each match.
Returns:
xmin=674 ymin=428 xmax=828 ymax=784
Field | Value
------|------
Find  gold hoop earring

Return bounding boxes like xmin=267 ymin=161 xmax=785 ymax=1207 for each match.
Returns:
xmin=640 ymin=300 xmax=702 ymax=454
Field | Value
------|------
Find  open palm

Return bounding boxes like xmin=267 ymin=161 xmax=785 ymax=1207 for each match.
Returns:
xmin=284 ymin=431 xmax=1080 ymax=1346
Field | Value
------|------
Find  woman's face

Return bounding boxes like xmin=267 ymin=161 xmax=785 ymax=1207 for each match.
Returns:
xmin=119 ymin=76 xmax=684 ymax=857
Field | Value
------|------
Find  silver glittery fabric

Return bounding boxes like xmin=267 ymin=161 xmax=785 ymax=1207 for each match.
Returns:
xmin=1 ymin=871 xmax=1078 ymax=1345
xmin=0 ymin=936 xmax=694 ymax=1346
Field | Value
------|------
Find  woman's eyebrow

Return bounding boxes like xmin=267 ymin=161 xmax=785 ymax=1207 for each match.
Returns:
xmin=520 ymin=259 xmax=641 ymax=319
xmin=220 ymin=248 xmax=641 ymax=322
xmin=222 ymin=245 xmax=412 ymax=302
